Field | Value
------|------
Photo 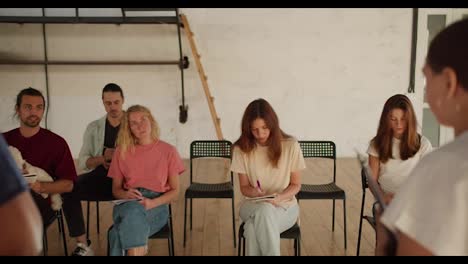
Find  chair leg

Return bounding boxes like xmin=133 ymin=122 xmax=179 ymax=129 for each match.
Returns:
xmin=190 ymin=198 xmax=193 ymax=230
xmin=231 ymin=196 xmax=237 ymax=248
xmin=59 ymin=211 xmax=68 ymax=256
xmin=343 ymin=198 xmax=347 ymax=249
xmin=96 ymin=201 xmax=100 ymax=234
xmin=294 ymin=238 xmax=297 ymax=256
xmin=298 ymin=236 xmax=301 ymax=256
xmin=86 ymin=201 xmax=90 ymax=241
xmin=170 ymin=216 xmax=175 ymax=256
xmin=332 ymin=199 xmax=336 ymax=231
xmin=167 ymin=238 xmax=172 ymax=256
xmin=43 ymin=230 xmax=48 ymax=256
xmin=237 ymin=231 xmax=242 ymax=256
xmin=183 ymin=197 xmax=188 ymax=247
xmin=57 ymin=213 xmax=63 ymax=233
xmin=356 ymin=194 xmax=366 ymax=256
xmin=107 ymin=226 xmax=111 ymax=256
xmin=242 ymin=237 xmax=246 ymax=256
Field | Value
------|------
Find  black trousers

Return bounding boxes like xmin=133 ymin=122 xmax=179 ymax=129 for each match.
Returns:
xmin=74 ymin=165 xmax=114 ymax=201
xmin=32 ymin=190 xmax=86 ymax=238
xmin=33 ymin=165 xmax=113 ymax=238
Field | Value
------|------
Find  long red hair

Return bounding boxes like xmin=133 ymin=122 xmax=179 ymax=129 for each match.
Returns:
xmin=234 ymin=99 xmax=290 ymax=167
xmin=371 ymin=94 xmax=421 ymax=163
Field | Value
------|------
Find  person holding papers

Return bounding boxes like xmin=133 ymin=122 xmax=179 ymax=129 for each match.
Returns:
xmin=367 ymin=94 xmax=433 ymax=254
xmin=379 ymin=18 xmax=468 ymax=256
xmin=107 ymin=105 xmax=185 ymax=256
xmin=231 ymin=98 xmax=306 ymax=256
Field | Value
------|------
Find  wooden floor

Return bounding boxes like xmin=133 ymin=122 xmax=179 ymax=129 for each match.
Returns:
xmin=43 ymin=158 xmax=377 ymax=256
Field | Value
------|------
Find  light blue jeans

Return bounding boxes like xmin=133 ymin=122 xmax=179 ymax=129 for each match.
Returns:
xmin=240 ymin=201 xmax=299 ymax=256
xmin=108 ymin=188 xmax=169 ymax=256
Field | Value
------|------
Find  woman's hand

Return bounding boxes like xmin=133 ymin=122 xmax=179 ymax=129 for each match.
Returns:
xmin=124 ymin=188 xmax=143 ymax=200
xmin=266 ymin=193 xmax=283 ymax=208
xmin=139 ymin=197 xmax=158 ymax=210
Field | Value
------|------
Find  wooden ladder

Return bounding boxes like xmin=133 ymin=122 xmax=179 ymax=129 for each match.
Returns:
xmin=180 ymin=14 xmax=224 ymax=140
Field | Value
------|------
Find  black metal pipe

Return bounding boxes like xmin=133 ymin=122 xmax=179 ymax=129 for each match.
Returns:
xmin=408 ymin=8 xmax=418 ymax=93
xmin=42 ymin=8 xmax=50 ymax=129
xmin=0 ymin=60 xmax=181 ymax=65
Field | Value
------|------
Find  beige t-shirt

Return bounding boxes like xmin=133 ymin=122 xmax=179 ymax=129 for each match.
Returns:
xmin=230 ymin=138 xmax=306 ymax=207
xmin=367 ymin=136 xmax=432 ymax=194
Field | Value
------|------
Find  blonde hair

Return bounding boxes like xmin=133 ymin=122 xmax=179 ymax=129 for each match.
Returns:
xmin=116 ymin=104 xmax=160 ymax=159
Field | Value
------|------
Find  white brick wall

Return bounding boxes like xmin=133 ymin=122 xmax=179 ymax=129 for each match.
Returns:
xmin=0 ymin=8 xmax=421 ymax=158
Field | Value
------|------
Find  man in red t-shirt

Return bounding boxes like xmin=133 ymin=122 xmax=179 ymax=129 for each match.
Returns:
xmin=3 ymin=87 xmax=93 ymax=256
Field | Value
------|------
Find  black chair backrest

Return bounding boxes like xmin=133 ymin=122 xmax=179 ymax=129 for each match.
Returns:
xmin=189 ymin=140 xmax=233 ymax=184
xmin=298 ymin=141 xmax=336 ymax=182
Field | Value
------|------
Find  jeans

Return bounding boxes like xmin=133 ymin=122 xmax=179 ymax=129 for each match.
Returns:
xmin=108 ymin=188 xmax=169 ymax=256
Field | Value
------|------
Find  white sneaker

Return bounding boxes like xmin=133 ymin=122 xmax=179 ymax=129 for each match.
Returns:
xmin=71 ymin=242 xmax=94 ymax=256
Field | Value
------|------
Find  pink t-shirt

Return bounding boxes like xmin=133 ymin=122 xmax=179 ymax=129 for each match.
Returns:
xmin=108 ymin=140 xmax=185 ymax=193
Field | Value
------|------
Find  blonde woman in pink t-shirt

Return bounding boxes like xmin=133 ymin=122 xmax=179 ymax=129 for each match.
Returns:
xmin=107 ymin=105 xmax=185 ymax=256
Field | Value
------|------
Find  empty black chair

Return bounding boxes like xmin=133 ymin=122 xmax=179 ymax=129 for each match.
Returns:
xmin=183 ymin=140 xmax=236 ymax=248
xmin=297 ymin=141 xmax=347 ymax=249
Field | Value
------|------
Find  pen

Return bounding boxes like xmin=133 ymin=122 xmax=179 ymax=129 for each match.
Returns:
xmin=256 ymin=180 xmax=263 ymax=192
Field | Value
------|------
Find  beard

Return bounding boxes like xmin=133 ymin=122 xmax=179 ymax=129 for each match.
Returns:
xmin=22 ymin=116 xmax=41 ymax=128
xmin=109 ymin=110 xmax=121 ymax=118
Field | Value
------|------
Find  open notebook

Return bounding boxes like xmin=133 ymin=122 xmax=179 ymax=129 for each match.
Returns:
xmin=110 ymin=198 xmax=142 ymax=205
xmin=245 ymin=194 xmax=277 ymax=202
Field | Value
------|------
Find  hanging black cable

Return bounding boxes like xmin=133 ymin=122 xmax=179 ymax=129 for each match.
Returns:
xmin=176 ymin=8 xmax=188 ymax=123
xmin=408 ymin=8 xmax=418 ymax=93
xmin=42 ymin=8 xmax=51 ymax=129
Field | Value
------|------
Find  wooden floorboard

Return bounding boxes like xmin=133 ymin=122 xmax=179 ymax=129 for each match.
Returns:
xmin=43 ymin=157 xmax=377 ymax=256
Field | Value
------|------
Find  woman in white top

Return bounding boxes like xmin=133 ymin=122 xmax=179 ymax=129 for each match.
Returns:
xmin=368 ymin=94 xmax=432 ymax=196
xmin=369 ymin=94 xmax=432 ymax=255
xmin=379 ymin=18 xmax=468 ymax=255
xmin=231 ymin=98 xmax=305 ymax=256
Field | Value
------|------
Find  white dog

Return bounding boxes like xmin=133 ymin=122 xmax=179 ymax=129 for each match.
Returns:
xmin=8 ymin=146 xmax=62 ymax=211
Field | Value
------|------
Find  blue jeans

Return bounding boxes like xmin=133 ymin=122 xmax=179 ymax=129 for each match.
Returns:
xmin=108 ymin=188 xmax=169 ymax=256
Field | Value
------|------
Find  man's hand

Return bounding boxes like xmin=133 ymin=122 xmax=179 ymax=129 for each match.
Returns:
xmin=103 ymin=148 xmax=115 ymax=162
xmin=29 ymin=181 xmax=42 ymax=194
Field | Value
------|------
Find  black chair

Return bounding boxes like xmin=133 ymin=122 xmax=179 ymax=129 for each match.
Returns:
xmin=237 ymin=222 xmax=301 ymax=256
xmin=297 ymin=141 xmax=347 ymax=249
xmin=183 ymin=140 xmax=236 ymax=248
xmin=356 ymin=167 xmax=376 ymax=256
xmin=43 ymin=209 xmax=68 ymax=256
xmin=85 ymin=200 xmax=100 ymax=241
xmin=107 ymin=204 xmax=175 ymax=256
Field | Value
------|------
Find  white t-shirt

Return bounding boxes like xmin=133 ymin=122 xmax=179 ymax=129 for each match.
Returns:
xmin=367 ymin=136 xmax=432 ymax=194
xmin=230 ymin=138 xmax=306 ymax=207
xmin=381 ymin=131 xmax=468 ymax=255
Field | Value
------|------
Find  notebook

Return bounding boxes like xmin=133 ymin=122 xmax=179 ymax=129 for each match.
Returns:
xmin=245 ymin=194 xmax=277 ymax=202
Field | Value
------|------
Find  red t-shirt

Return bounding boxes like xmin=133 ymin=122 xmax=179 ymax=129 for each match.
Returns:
xmin=3 ymin=128 xmax=77 ymax=182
